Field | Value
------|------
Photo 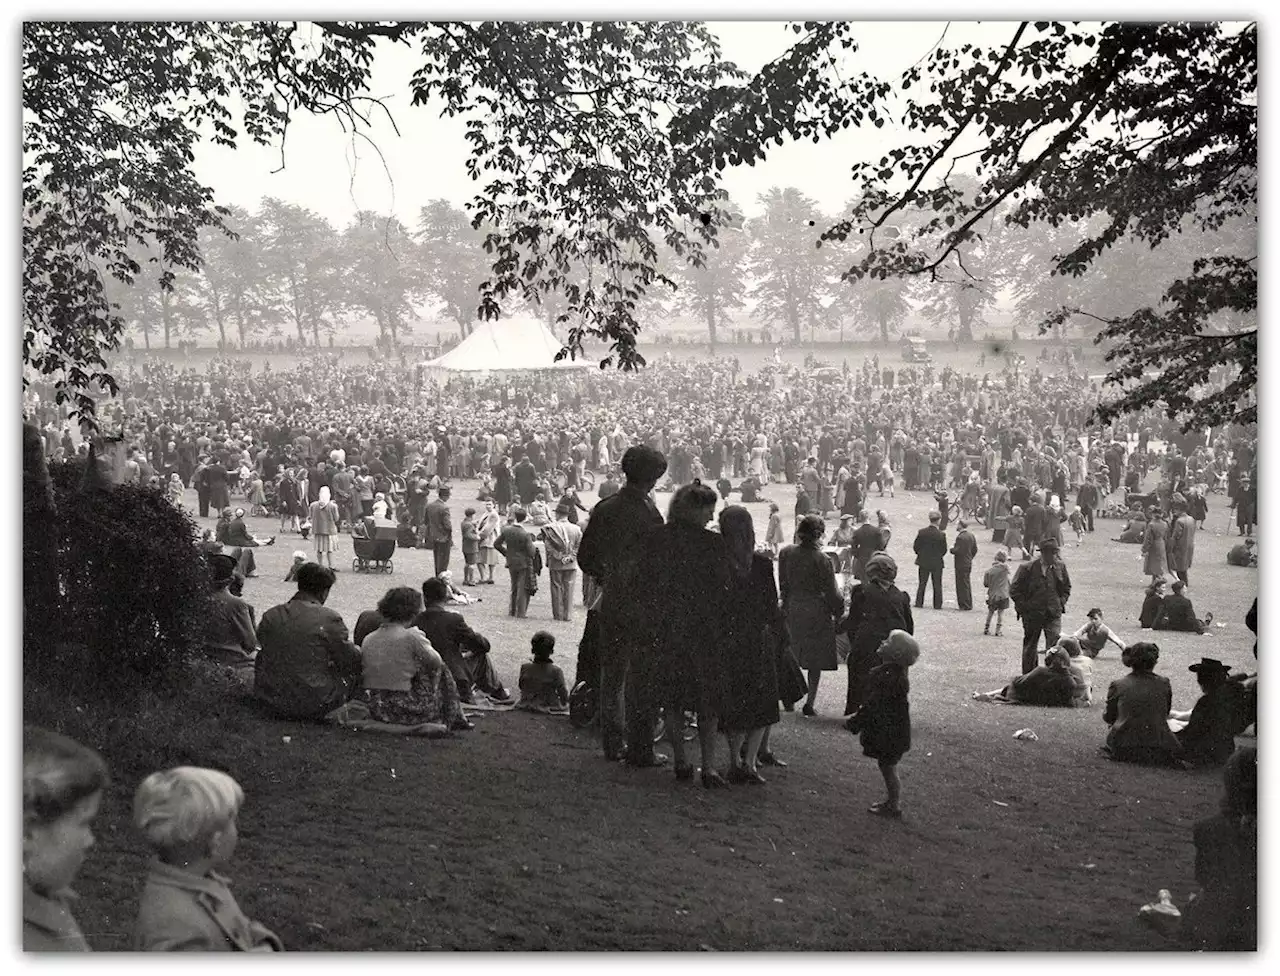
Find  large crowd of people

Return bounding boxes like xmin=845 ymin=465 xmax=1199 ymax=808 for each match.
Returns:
xmin=23 ymin=342 xmax=1259 ymax=950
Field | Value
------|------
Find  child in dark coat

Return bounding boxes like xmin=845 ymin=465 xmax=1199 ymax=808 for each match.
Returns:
xmin=844 ymin=630 xmax=920 ymax=818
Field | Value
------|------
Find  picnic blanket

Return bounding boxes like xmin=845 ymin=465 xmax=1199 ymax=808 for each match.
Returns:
xmin=324 ymin=700 xmax=451 ymax=737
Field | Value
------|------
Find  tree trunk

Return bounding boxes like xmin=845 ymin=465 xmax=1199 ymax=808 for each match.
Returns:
xmin=705 ymin=304 xmax=718 ymax=352
xmin=160 ymin=290 xmax=172 ymax=349
xmin=879 ymin=315 xmax=890 ymax=344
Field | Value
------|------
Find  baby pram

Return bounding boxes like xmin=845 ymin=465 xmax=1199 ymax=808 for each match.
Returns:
xmin=351 ymin=518 xmax=397 ymax=573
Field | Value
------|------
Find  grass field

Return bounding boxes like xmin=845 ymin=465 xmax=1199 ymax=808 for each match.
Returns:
xmin=28 ymin=474 xmax=1256 ymax=951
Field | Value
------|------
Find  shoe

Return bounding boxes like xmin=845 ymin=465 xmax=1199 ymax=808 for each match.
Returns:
xmin=701 ymin=770 xmax=728 ymax=789
xmin=983 ymin=628 xmax=990 ymax=635
xmin=450 ymin=720 xmax=476 ymax=732
xmin=675 ymin=764 xmax=695 ymax=781
xmin=801 ymin=703 xmax=816 ymax=717
xmin=726 ymin=766 xmax=751 ymax=785
xmin=995 ymin=630 xmax=1003 ymax=637
xmin=868 ymin=802 xmax=902 ymax=818
xmin=625 ymin=754 xmax=669 ymax=769
xmin=757 ymin=752 xmax=787 ymax=768
xmin=742 ymin=770 xmax=767 ymax=785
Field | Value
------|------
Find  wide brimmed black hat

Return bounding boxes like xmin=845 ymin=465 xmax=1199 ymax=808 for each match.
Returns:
xmin=1189 ymin=657 xmax=1231 ymax=676
xmin=1038 ymin=537 xmax=1061 ymax=551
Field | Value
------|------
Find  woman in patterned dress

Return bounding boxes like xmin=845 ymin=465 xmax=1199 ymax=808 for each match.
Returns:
xmin=359 ymin=587 xmax=471 ymax=731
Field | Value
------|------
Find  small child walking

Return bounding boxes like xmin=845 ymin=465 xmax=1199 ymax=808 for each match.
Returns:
xmin=461 ymin=508 xmax=480 ymax=585
xmin=516 ymin=632 xmax=569 ymax=712
xmin=1005 ymin=506 xmax=1026 ymax=561
xmin=983 ymin=550 xmax=1012 ymax=636
xmin=844 ymin=630 xmax=920 ymax=818
xmin=1069 ymin=505 xmax=1086 ymax=545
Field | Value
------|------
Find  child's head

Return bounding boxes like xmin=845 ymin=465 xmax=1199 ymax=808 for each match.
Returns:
xmin=134 ymin=767 xmax=243 ymax=868
xmin=464 ymin=507 xmax=476 ymax=518
xmin=1055 ymin=636 xmax=1083 ymax=659
xmin=531 ymin=631 xmax=556 ymax=661
xmin=1086 ymin=607 xmax=1103 ymax=622
xmin=23 ymin=727 xmax=109 ymax=895
xmin=994 ymin=550 xmax=1007 ymax=563
xmin=291 ymin=550 xmax=307 ymax=564
xmin=877 ymin=630 xmax=920 ymax=668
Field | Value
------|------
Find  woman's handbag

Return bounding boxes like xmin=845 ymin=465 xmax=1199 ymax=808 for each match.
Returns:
xmin=772 ymin=625 xmax=807 ymax=707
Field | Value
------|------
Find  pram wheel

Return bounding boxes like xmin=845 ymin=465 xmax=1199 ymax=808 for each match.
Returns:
xmin=384 ymin=561 xmax=394 ymax=573
xmin=352 ymin=558 xmax=360 ymax=572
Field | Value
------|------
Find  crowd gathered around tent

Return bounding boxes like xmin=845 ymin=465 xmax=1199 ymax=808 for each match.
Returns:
xmin=23 ymin=343 xmax=1258 ymax=950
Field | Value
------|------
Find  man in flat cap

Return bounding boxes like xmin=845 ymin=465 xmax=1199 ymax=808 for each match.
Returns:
xmin=1010 ymin=536 xmax=1072 ymax=674
xmin=578 ymin=445 xmax=668 ymax=766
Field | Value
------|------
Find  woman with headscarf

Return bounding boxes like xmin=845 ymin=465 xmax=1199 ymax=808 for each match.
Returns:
xmin=717 ymin=506 xmax=782 ymax=784
xmin=779 ymin=513 xmax=844 ymax=717
xmin=842 ymin=552 xmax=914 ymax=716
xmin=308 ymin=486 xmax=341 ymax=570
xmin=166 ymin=472 xmax=185 ymax=509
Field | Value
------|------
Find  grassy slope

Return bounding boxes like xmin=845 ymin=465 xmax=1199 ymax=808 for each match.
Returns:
xmin=29 ymin=473 xmax=1254 ymax=951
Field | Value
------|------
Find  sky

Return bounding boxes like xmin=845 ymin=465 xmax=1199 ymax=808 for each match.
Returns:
xmin=190 ymin=21 xmax=1024 ymax=231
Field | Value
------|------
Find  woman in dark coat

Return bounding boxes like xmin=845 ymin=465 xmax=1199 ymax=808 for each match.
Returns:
xmin=1139 ymin=578 xmax=1166 ymax=629
xmin=492 ymin=457 xmax=513 ymax=514
xmin=842 ymin=552 xmax=913 ymax=715
xmin=779 ymin=514 xmax=844 ymax=717
xmin=1102 ymin=642 xmax=1184 ymax=766
xmin=637 ymin=481 xmax=734 ymax=787
xmin=717 ymin=505 xmax=781 ymax=784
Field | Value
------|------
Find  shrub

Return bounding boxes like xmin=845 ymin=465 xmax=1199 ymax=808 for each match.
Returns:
xmin=27 ymin=459 xmax=213 ymax=701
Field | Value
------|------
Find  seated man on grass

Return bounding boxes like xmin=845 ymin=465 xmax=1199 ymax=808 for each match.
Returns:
xmin=254 ymin=563 xmax=362 ymax=720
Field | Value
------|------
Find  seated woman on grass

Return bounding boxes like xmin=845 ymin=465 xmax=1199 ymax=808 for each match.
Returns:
xmin=971 ymin=645 xmax=1076 ymax=707
xmin=1101 ymin=642 xmax=1184 ymax=767
xmin=358 ymin=586 xmax=473 ymax=733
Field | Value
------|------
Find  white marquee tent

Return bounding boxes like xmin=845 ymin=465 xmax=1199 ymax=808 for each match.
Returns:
xmin=419 ymin=313 xmax=593 ymax=381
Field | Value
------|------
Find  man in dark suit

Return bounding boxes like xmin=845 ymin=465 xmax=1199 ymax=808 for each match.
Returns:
xmin=912 ymin=511 xmax=947 ymax=609
xmin=950 ymin=519 xmax=979 ymax=610
xmin=424 ymin=486 xmax=454 ymax=576
xmin=494 ymin=506 xmax=538 ymax=619
xmin=578 ymin=445 xmax=667 ymax=766
xmin=414 ymin=577 xmax=511 ymax=703
xmin=1010 ymin=537 xmax=1072 ymax=673
xmin=850 ymin=511 xmax=884 ymax=581
xmin=1022 ymin=493 xmax=1047 ymax=548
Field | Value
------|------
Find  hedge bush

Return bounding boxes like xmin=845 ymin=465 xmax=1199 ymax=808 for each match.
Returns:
xmin=26 ymin=459 xmax=214 ymax=701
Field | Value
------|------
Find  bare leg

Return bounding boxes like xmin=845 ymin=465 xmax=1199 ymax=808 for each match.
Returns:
xmin=876 ymin=760 xmax=901 ymax=812
xmin=699 ymin=713 xmax=721 ymax=784
xmin=725 ymin=731 xmax=746 ymax=770
xmin=743 ymin=728 xmax=766 ymax=773
xmin=804 ymin=669 xmax=822 ymax=712
xmin=984 ymin=608 xmax=994 ymax=634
